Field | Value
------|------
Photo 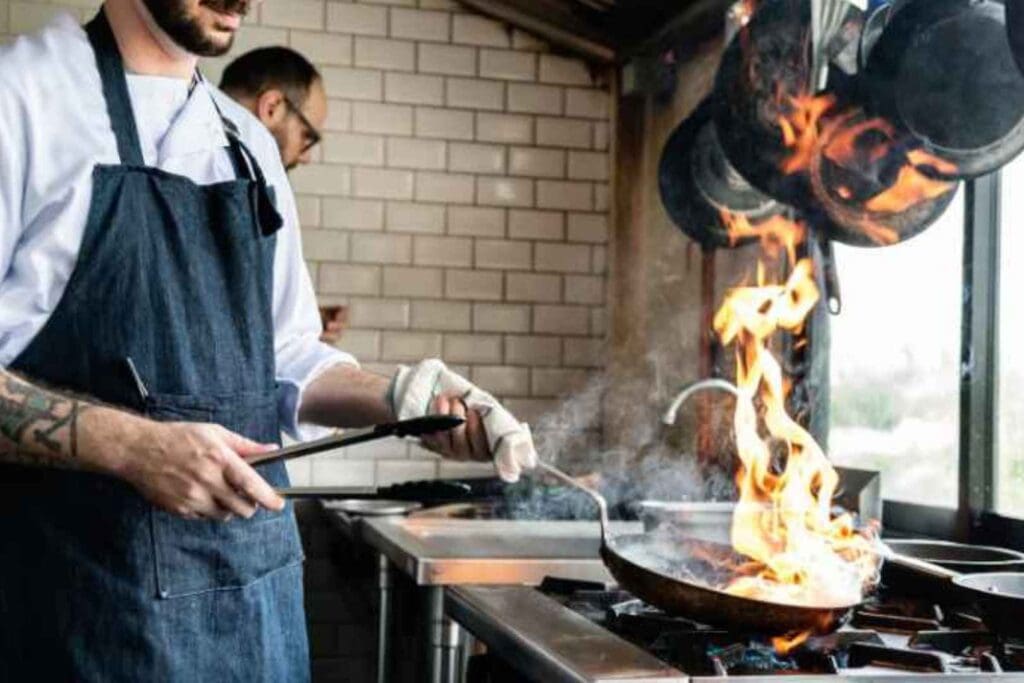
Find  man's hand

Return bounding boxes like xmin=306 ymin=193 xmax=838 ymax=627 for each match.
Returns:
xmin=319 ymin=305 xmax=348 ymax=345
xmin=390 ymin=359 xmax=538 ymax=482
xmin=119 ymin=422 xmax=285 ymax=521
xmin=420 ymin=394 xmax=490 ymax=462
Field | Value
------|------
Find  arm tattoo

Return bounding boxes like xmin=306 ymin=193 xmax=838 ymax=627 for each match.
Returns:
xmin=0 ymin=373 xmax=92 ymax=468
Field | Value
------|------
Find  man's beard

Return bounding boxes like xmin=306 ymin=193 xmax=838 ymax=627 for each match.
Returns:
xmin=142 ymin=0 xmax=252 ymax=57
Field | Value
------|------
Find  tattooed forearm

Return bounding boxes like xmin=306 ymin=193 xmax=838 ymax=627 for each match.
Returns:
xmin=0 ymin=371 xmax=93 ymax=469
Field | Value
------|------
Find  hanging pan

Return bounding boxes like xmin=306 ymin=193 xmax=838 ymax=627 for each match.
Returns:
xmin=1009 ymin=0 xmax=1024 ymax=76
xmin=713 ymin=0 xmax=957 ymax=250
xmin=713 ymin=0 xmax=820 ymax=207
xmin=659 ymin=98 xmax=783 ymax=250
xmin=660 ymin=98 xmax=844 ymax=310
xmin=806 ymin=109 xmax=959 ymax=248
xmin=863 ymin=0 xmax=1024 ymax=179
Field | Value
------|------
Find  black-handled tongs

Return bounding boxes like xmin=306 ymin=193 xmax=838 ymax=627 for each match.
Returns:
xmin=248 ymin=415 xmax=464 ymax=467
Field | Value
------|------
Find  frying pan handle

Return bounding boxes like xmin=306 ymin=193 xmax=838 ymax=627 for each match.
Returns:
xmin=881 ymin=545 xmax=962 ymax=581
xmin=537 ymin=462 xmax=611 ymax=541
xmin=818 ymin=232 xmax=843 ymax=315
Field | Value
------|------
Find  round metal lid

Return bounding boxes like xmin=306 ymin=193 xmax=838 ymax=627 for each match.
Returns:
xmin=324 ymin=499 xmax=423 ymax=516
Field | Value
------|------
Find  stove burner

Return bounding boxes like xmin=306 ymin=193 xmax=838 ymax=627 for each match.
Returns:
xmin=853 ymin=609 xmax=943 ymax=633
xmin=542 ymin=577 xmax=1024 ymax=677
xmin=909 ymin=630 xmax=996 ymax=655
xmin=847 ymin=642 xmax=949 ymax=673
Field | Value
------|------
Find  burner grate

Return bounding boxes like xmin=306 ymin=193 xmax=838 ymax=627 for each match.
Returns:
xmin=541 ymin=578 xmax=1021 ymax=678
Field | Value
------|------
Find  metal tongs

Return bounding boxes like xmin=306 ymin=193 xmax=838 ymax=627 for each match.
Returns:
xmin=249 ymin=415 xmax=464 ymax=467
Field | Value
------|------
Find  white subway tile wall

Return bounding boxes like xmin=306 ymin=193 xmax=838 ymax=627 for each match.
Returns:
xmin=1 ymin=0 xmax=612 ymax=488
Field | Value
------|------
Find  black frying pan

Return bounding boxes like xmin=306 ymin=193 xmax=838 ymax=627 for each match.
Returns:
xmin=713 ymin=0 xmax=959 ymax=250
xmin=1009 ymin=0 xmax=1024 ymax=76
xmin=659 ymin=98 xmax=783 ymax=250
xmin=884 ymin=539 xmax=1024 ymax=573
xmin=884 ymin=551 xmax=1024 ymax=638
xmin=713 ymin=0 xmax=820 ymax=208
xmin=539 ymin=462 xmax=859 ymax=635
xmin=863 ymin=0 xmax=1024 ymax=179
xmin=806 ymin=109 xmax=959 ymax=248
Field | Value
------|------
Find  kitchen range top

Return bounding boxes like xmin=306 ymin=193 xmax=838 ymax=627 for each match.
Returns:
xmin=447 ymin=577 xmax=1024 ymax=682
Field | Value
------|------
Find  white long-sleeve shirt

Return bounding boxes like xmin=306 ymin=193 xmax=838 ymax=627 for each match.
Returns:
xmin=0 ymin=14 xmax=356 ymax=438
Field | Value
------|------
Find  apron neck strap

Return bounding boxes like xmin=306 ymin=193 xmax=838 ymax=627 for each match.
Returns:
xmin=85 ymin=10 xmax=145 ymax=166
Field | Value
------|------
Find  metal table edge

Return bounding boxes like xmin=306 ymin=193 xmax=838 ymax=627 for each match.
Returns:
xmin=445 ymin=585 xmax=688 ymax=683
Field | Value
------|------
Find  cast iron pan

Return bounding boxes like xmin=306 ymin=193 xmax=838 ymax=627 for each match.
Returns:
xmin=885 ymin=552 xmax=1024 ymax=638
xmin=540 ymin=463 xmax=859 ymax=635
xmin=1010 ymin=0 xmax=1024 ymax=76
xmin=713 ymin=0 xmax=954 ymax=250
xmin=864 ymin=0 xmax=1024 ymax=179
xmin=884 ymin=539 xmax=1024 ymax=573
xmin=660 ymin=99 xmax=782 ymax=250
xmin=714 ymin=0 xmax=818 ymax=207
xmin=807 ymin=110 xmax=959 ymax=247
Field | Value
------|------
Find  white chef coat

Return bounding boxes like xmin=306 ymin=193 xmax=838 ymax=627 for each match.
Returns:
xmin=0 ymin=13 xmax=356 ymax=438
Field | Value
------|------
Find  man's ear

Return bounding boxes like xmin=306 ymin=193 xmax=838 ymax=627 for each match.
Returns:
xmin=255 ymin=89 xmax=286 ymax=127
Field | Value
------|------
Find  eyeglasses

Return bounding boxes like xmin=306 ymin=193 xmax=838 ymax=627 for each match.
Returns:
xmin=281 ymin=94 xmax=322 ymax=155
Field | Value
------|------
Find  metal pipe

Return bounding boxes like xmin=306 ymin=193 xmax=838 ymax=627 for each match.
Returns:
xmin=376 ymin=553 xmax=392 ymax=683
xmin=424 ymin=586 xmax=445 ymax=683
xmin=441 ymin=615 xmax=463 ymax=683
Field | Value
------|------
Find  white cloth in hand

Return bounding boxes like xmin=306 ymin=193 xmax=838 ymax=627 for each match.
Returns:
xmin=390 ymin=359 xmax=537 ymax=482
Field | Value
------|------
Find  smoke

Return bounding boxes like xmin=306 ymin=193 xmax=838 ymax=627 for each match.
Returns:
xmin=510 ymin=352 xmax=742 ymax=523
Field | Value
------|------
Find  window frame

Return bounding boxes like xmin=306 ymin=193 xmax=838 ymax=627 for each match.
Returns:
xmin=880 ymin=173 xmax=1024 ymax=548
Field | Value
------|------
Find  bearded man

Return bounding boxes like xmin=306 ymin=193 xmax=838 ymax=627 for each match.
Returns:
xmin=0 ymin=1 xmax=537 ymax=680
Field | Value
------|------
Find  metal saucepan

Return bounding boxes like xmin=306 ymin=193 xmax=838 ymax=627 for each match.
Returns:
xmin=882 ymin=551 xmax=1024 ymax=638
xmin=539 ymin=461 xmax=859 ymax=635
xmin=863 ymin=0 xmax=1024 ymax=179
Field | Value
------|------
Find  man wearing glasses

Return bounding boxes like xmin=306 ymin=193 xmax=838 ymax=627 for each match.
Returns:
xmin=220 ymin=47 xmax=347 ymax=341
xmin=220 ymin=47 xmax=324 ymax=172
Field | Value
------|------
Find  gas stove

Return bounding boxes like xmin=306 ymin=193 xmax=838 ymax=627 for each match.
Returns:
xmin=447 ymin=577 xmax=1024 ymax=682
xmin=555 ymin=577 xmax=1024 ymax=678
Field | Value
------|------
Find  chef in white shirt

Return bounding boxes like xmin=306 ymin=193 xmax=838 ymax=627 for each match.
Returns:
xmin=0 ymin=1 xmax=536 ymax=680
xmin=218 ymin=45 xmax=350 ymax=344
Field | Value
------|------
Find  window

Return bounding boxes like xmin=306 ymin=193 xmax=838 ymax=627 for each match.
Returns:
xmin=998 ymin=160 xmax=1024 ymax=517
xmin=829 ymin=190 xmax=965 ymax=507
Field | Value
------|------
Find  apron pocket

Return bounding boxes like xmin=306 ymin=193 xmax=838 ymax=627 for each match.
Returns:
xmin=146 ymin=391 xmax=304 ymax=599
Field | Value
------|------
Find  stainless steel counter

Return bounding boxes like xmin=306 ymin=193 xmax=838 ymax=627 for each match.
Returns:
xmin=325 ymin=509 xmax=644 ymax=683
xmin=446 ymin=585 xmax=687 ymax=683
xmin=360 ymin=517 xmax=642 ymax=586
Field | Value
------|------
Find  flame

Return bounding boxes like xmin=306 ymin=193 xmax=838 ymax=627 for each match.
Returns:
xmin=820 ymin=116 xmax=957 ymax=215
xmin=774 ymin=92 xmax=956 ymax=247
xmin=864 ymin=150 xmax=957 ymax=214
xmin=720 ymin=210 xmax=805 ymax=264
xmin=711 ymin=216 xmax=880 ymax=619
xmin=772 ymin=631 xmax=811 ymax=655
xmin=777 ymin=93 xmax=837 ymax=175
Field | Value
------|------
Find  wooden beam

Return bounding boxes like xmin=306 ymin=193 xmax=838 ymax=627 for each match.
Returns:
xmin=456 ymin=0 xmax=617 ymax=63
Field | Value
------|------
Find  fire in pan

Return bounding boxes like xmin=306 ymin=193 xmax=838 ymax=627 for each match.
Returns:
xmin=539 ymin=460 xmax=866 ymax=636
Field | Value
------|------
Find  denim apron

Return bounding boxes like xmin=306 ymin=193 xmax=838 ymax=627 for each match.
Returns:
xmin=0 ymin=12 xmax=308 ymax=681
